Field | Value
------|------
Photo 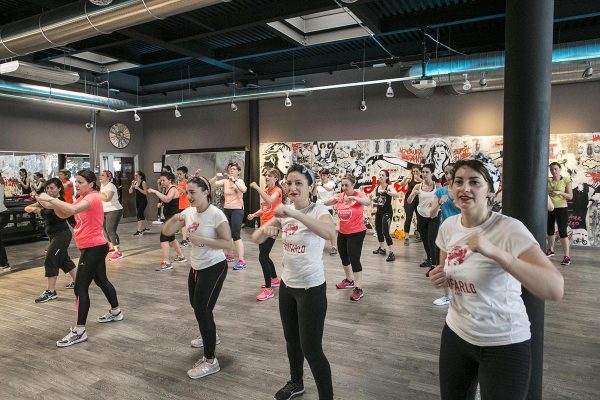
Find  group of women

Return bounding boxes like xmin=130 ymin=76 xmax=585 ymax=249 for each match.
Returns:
xmin=0 ymin=154 xmax=571 ymax=400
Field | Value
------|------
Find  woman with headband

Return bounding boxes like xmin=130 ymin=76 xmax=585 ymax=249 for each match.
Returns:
xmin=252 ymin=164 xmax=335 ymax=400
xmin=162 ymin=171 xmax=231 ymax=379
xmin=429 ymin=153 xmax=563 ymax=399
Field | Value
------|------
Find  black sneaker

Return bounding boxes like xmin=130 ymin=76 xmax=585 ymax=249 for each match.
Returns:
xmin=143 ymin=228 xmax=151 ymax=232
xmin=372 ymin=248 xmax=386 ymax=255
xmin=386 ymin=252 xmax=395 ymax=262
xmin=65 ymin=281 xmax=75 ymax=289
xmin=35 ymin=290 xmax=57 ymax=303
xmin=420 ymin=260 xmax=432 ymax=268
xmin=133 ymin=231 xmax=143 ymax=236
xmin=274 ymin=380 xmax=305 ymax=400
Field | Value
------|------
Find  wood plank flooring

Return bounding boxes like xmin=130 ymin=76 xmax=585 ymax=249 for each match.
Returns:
xmin=0 ymin=223 xmax=598 ymax=400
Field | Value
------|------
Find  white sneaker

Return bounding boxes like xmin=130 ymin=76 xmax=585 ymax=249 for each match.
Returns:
xmin=56 ymin=328 xmax=87 ymax=347
xmin=191 ymin=332 xmax=221 ymax=348
xmin=187 ymin=357 xmax=220 ymax=379
xmin=98 ymin=310 xmax=124 ymax=323
xmin=152 ymin=219 xmax=163 ymax=225
xmin=433 ymin=295 xmax=451 ymax=306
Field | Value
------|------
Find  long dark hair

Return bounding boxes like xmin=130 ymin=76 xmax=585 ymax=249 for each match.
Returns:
xmin=188 ymin=170 xmax=212 ymax=202
xmin=44 ymin=177 xmax=65 ymax=201
xmin=160 ymin=171 xmax=175 ymax=183
xmin=135 ymin=170 xmax=146 ymax=183
xmin=77 ymin=169 xmax=99 ymax=191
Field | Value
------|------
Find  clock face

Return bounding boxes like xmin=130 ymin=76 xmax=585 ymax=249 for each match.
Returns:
xmin=109 ymin=123 xmax=131 ymax=149
xmin=89 ymin=0 xmax=113 ymax=6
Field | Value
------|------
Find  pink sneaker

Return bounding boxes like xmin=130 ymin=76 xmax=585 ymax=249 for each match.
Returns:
xmin=256 ymin=288 xmax=274 ymax=301
xmin=108 ymin=247 xmax=116 ymax=254
xmin=350 ymin=287 xmax=364 ymax=301
xmin=225 ymin=254 xmax=235 ymax=262
xmin=262 ymin=277 xmax=281 ymax=288
xmin=109 ymin=251 xmax=123 ymax=261
xmin=336 ymin=278 xmax=355 ymax=289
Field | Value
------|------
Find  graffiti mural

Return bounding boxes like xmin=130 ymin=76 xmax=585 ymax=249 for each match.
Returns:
xmin=260 ymin=133 xmax=600 ymax=247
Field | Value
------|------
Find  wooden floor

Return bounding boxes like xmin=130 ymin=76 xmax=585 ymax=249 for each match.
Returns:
xmin=0 ymin=223 xmax=598 ymax=400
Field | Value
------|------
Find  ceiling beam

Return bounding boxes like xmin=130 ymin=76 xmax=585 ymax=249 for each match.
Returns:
xmin=343 ymin=3 xmax=381 ymax=34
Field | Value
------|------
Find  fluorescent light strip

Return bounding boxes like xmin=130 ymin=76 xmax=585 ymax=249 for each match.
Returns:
xmin=0 ymin=91 xmax=114 ymax=112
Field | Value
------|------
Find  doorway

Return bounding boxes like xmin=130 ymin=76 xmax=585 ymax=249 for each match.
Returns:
xmin=99 ymin=153 xmax=139 ymax=223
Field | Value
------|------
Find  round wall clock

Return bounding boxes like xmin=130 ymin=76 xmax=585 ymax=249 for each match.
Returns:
xmin=89 ymin=0 xmax=113 ymax=6
xmin=108 ymin=123 xmax=131 ymax=149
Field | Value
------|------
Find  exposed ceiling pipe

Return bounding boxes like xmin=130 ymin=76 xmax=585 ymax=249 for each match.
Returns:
xmin=0 ymin=0 xmax=224 ymax=59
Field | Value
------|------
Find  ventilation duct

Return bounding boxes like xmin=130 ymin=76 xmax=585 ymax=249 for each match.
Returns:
xmin=0 ymin=0 xmax=224 ymax=59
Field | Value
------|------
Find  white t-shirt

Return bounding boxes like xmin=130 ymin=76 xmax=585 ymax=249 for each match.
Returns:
xmin=101 ymin=182 xmax=123 ymax=212
xmin=436 ymin=212 xmax=539 ymax=346
xmin=315 ymin=180 xmax=335 ymax=210
xmin=276 ymin=203 xmax=331 ymax=288
xmin=416 ymin=184 xmax=436 ymax=218
xmin=0 ymin=184 xmax=6 ymax=213
xmin=182 ymin=205 xmax=228 ymax=270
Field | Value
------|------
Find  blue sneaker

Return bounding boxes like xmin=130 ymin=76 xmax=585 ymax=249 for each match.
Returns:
xmin=233 ymin=259 xmax=246 ymax=270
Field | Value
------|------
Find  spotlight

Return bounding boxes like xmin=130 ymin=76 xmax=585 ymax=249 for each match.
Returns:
xmin=231 ymin=101 xmax=238 ymax=112
xmin=359 ymin=100 xmax=367 ymax=111
xmin=134 ymin=110 xmax=141 ymax=122
xmin=174 ymin=106 xmax=181 ymax=118
xmin=462 ymin=73 xmax=472 ymax=91
xmin=284 ymin=93 xmax=292 ymax=107
xmin=386 ymin=82 xmax=394 ymax=98
xmin=479 ymin=72 xmax=487 ymax=87
xmin=582 ymin=62 xmax=593 ymax=79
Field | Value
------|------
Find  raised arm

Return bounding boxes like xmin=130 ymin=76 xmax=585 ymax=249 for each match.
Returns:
xmin=252 ymin=216 xmax=282 ymax=244
xmin=275 ymin=204 xmax=336 ymax=241
xmin=35 ymin=192 xmax=90 ymax=217
xmin=189 ymin=220 xmax=232 ymax=250
xmin=407 ymin=183 xmax=421 ymax=204
xmin=250 ymin=182 xmax=279 ymax=204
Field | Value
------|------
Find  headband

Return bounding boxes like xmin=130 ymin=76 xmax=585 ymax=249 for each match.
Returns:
xmin=301 ymin=164 xmax=315 ymax=184
xmin=465 ymin=152 xmax=501 ymax=193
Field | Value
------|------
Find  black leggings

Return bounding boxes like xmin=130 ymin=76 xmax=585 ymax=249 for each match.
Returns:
xmin=439 ymin=324 xmax=531 ymax=400
xmin=74 ymin=244 xmax=119 ymax=326
xmin=279 ymin=281 xmax=333 ymax=400
xmin=337 ymin=230 xmax=366 ymax=273
xmin=224 ymin=208 xmax=244 ymax=241
xmin=188 ymin=260 xmax=227 ymax=359
xmin=0 ymin=212 xmax=9 ymax=267
xmin=547 ymin=207 xmax=568 ymax=238
xmin=416 ymin=213 xmax=440 ymax=265
xmin=403 ymin=200 xmax=416 ymax=233
xmin=375 ymin=211 xmax=393 ymax=246
xmin=259 ymin=237 xmax=278 ymax=288
xmin=136 ymin=198 xmax=147 ymax=221
xmin=44 ymin=230 xmax=76 ymax=277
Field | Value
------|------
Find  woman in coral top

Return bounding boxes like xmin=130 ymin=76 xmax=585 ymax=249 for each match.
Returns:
xmin=248 ymin=168 xmax=283 ymax=301
xmin=36 ymin=169 xmax=122 ymax=348
xmin=324 ymin=174 xmax=370 ymax=301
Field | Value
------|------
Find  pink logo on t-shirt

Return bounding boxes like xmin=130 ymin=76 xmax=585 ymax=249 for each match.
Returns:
xmin=337 ymin=207 xmax=352 ymax=222
xmin=187 ymin=222 xmax=199 ymax=233
xmin=447 ymin=246 xmax=468 ymax=267
xmin=283 ymin=223 xmax=299 ymax=235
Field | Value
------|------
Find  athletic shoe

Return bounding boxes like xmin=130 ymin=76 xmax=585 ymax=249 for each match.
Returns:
xmin=191 ymin=332 xmax=221 ymax=348
xmin=414 ymin=235 xmax=422 ymax=243
xmin=404 ymin=238 xmax=409 ymax=246
xmin=433 ymin=295 xmax=451 ymax=306
xmin=386 ymin=252 xmax=396 ymax=262
xmin=350 ymin=287 xmax=364 ymax=301
xmin=35 ymin=290 xmax=57 ymax=303
xmin=156 ymin=261 xmax=173 ymax=271
xmin=329 ymin=247 xmax=338 ymax=256
xmin=372 ymin=247 xmax=386 ymax=255
xmin=65 ymin=281 xmax=75 ymax=289
xmin=425 ymin=266 xmax=435 ymax=278
xmin=152 ymin=219 xmax=163 ymax=225
xmin=335 ymin=278 xmax=355 ymax=289
xmin=225 ymin=253 xmax=235 ymax=262
xmin=98 ymin=310 xmax=124 ymax=323
xmin=233 ymin=260 xmax=247 ymax=270
xmin=256 ymin=288 xmax=275 ymax=301
xmin=108 ymin=247 xmax=115 ymax=254
xmin=180 ymin=239 xmax=190 ymax=247
xmin=0 ymin=265 xmax=11 ymax=273
xmin=561 ymin=256 xmax=571 ymax=266
xmin=187 ymin=357 xmax=220 ymax=379
xmin=174 ymin=255 xmax=187 ymax=263
xmin=109 ymin=251 xmax=123 ymax=261
xmin=420 ymin=260 xmax=432 ymax=268
xmin=545 ymin=249 xmax=555 ymax=257
xmin=56 ymin=328 xmax=87 ymax=347
xmin=262 ymin=277 xmax=281 ymax=288
xmin=133 ymin=231 xmax=143 ymax=236
xmin=274 ymin=380 xmax=305 ymax=400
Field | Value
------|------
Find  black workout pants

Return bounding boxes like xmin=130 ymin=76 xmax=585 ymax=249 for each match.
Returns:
xmin=337 ymin=230 xmax=366 ymax=273
xmin=188 ymin=260 xmax=227 ymax=359
xmin=375 ymin=211 xmax=393 ymax=246
xmin=403 ymin=201 xmax=416 ymax=233
xmin=279 ymin=281 xmax=333 ymax=400
xmin=439 ymin=324 xmax=531 ymax=400
xmin=44 ymin=230 xmax=76 ymax=277
xmin=259 ymin=237 xmax=278 ymax=288
xmin=416 ymin=213 xmax=440 ymax=265
xmin=75 ymin=244 xmax=119 ymax=325
xmin=224 ymin=208 xmax=244 ymax=241
xmin=547 ymin=207 xmax=568 ymax=238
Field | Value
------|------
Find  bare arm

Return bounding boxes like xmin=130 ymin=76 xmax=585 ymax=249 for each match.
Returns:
xmin=101 ymin=188 xmax=115 ymax=202
xmin=148 ymin=186 xmax=178 ymax=203
xmin=24 ymin=202 xmax=43 ymax=214
xmin=189 ymin=221 xmax=232 ymax=250
xmin=563 ymin=181 xmax=573 ymax=201
xmin=386 ymin=185 xmax=400 ymax=198
xmin=161 ymin=213 xmax=186 ymax=236
xmin=250 ymin=182 xmax=280 ymax=204
xmin=35 ymin=192 xmax=90 ymax=217
xmin=276 ymin=205 xmax=336 ymax=241
xmin=347 ymin=192 xmax=370 ymax=205
xmin=547 ymin=195 xmax=554 ymax=212
xmin=252 ymin=217 xmax=282 ymax=244
xmin=137 ymin=181 xmax=148 ymax=195
xmin=407 ymin=184 xmax=421 ymax=204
